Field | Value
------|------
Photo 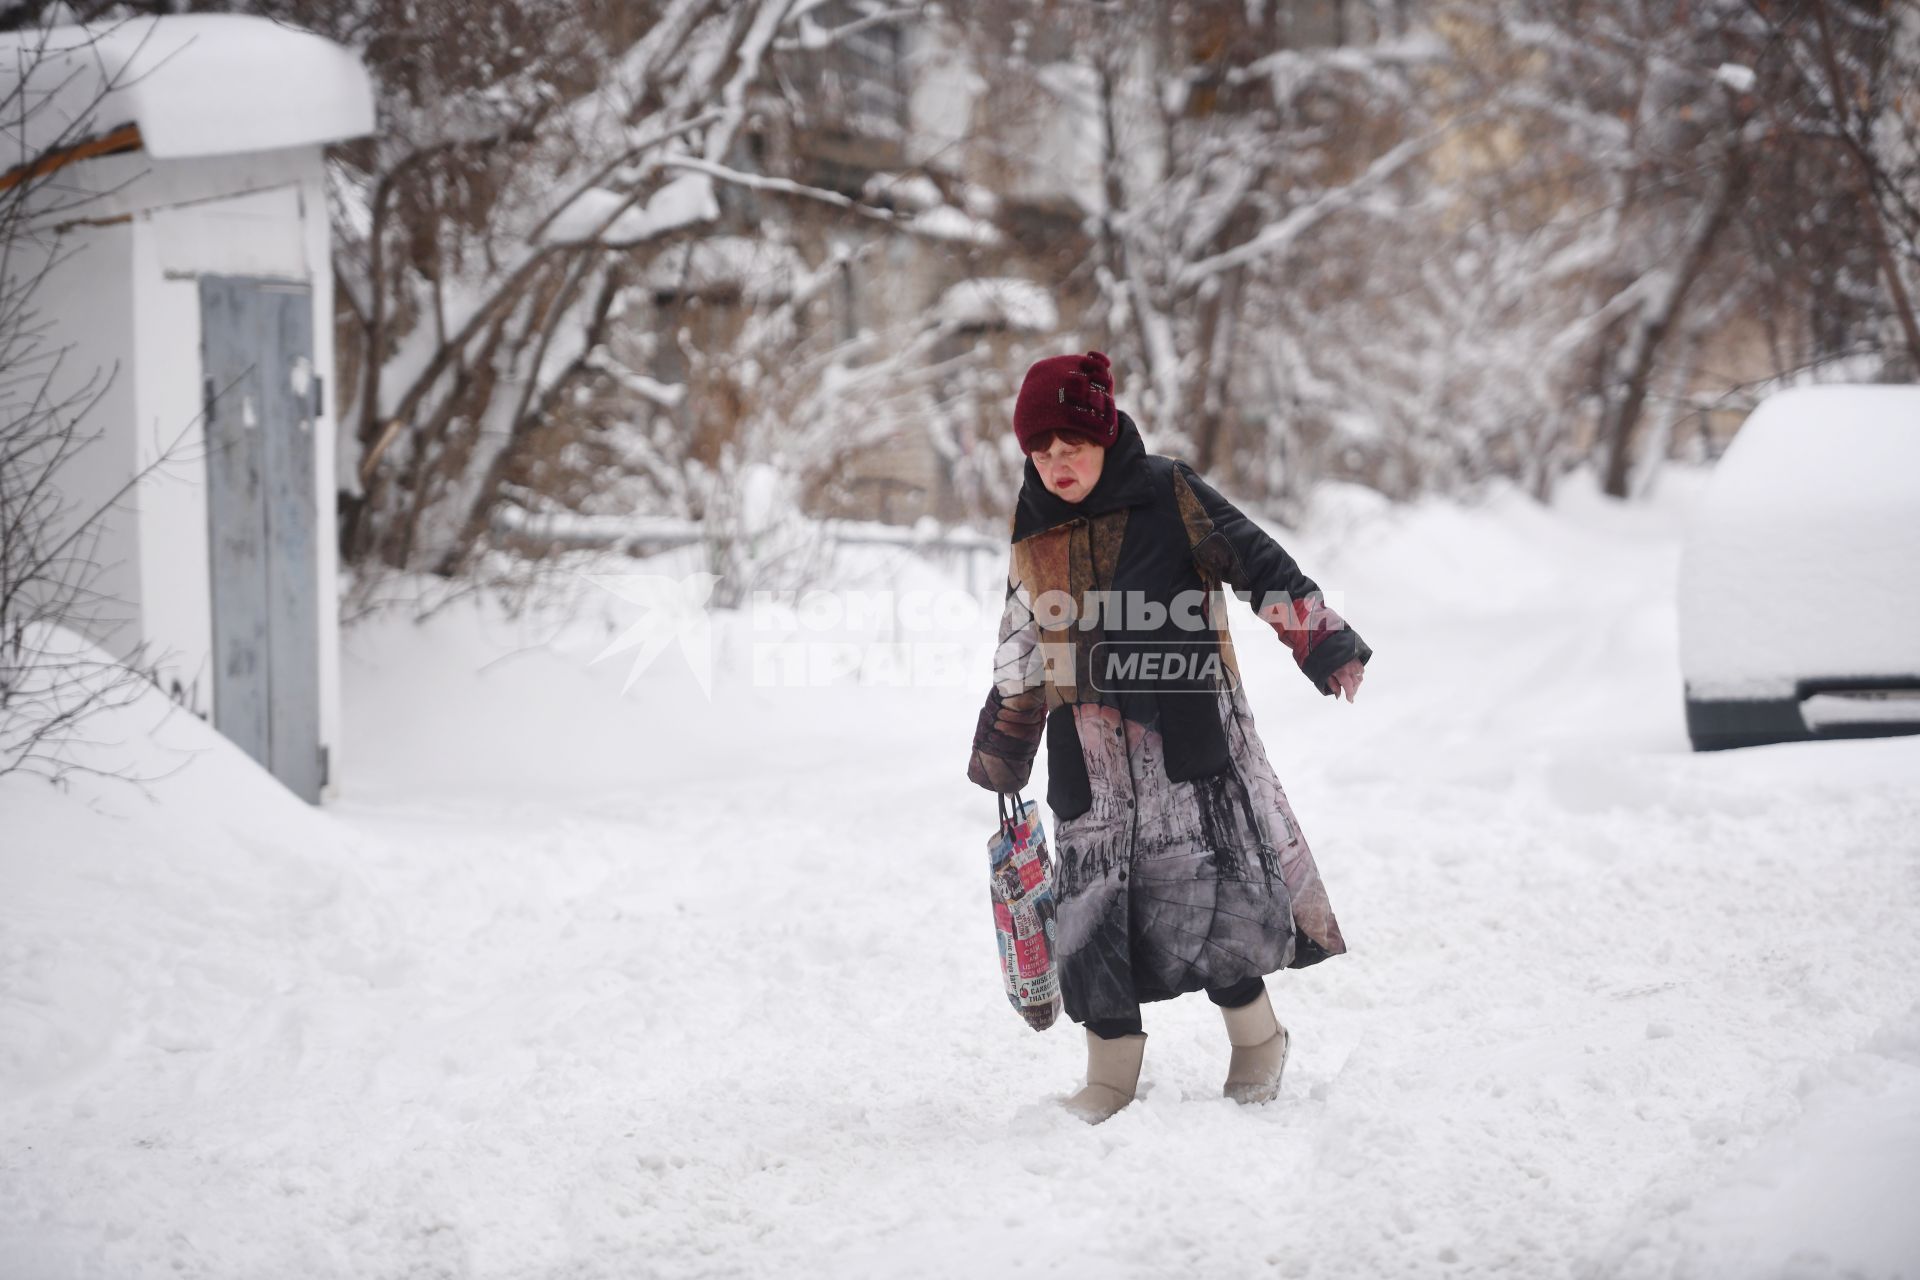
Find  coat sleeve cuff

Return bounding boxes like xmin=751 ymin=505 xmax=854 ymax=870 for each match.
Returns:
xmin=967 ymin=747 xmax=1033 ymax=792
xmin=967 ymin=686 xmax=1041 ymax=789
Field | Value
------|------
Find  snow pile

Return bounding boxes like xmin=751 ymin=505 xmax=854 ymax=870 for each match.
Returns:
xmin=851 ymin=170 xmax=1004 ymax=245
xmin=1594 ymin=998 xmax=1920 ymax=1277
xmin=933 ymin=277 xmax=1058 ymax=332
xmin=636 ymin=232 xmax=805 ymax=299
xmin=1713 ymin=62 xmax=1758 ymax=93
xmin=909 ymin=204 xmax=1001 ymax=245
xmin=860 ymin=171 xmax=944 ymax=211
xmin=0 ymin=15 xmax=374 ymax=162
xmin=5 ymin=463 xmax=1920 ymax=1277
xmin=0 ymin=631 xmax=408 ymax=1271
xmin=1678 ymin=384 xmax=1920 ymax=698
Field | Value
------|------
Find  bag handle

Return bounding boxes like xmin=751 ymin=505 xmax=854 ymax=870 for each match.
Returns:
xmin=997 ymin=789 xmax=1027 ymax=840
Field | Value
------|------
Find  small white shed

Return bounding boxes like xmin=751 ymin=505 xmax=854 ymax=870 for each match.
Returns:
xmin=0 ymin=16 xmax=375 ymax=802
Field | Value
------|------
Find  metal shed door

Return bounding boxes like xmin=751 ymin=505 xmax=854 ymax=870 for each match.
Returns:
xmin=200 ymin=276 xmax=322 ymax=802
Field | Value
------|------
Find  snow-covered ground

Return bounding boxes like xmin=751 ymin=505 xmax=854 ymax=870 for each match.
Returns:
xmin=4 ymin=465 xmax=1919 ymax=1279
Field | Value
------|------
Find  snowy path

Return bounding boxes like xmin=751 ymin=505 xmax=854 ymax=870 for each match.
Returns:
xmin=5 ymin=473 xmax=1919 ymax=1277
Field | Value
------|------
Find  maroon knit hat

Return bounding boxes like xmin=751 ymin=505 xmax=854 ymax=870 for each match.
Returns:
xmin=1013 ymin=350 xmax=1119 ymax=453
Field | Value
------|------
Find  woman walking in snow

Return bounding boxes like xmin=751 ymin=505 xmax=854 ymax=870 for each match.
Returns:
xmin=967 ymin=350 xmax=1369 ymax=1124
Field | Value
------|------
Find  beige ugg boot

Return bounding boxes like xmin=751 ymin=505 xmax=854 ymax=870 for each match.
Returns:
xmin=1220 ymin=987 xmax=1290 ymax=1105
xmin=1063 ymin=1028 xmax=1147 ymax=1124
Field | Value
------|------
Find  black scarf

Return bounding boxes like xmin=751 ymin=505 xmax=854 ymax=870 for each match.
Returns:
xmin=1004 ymin=413 xmax=1227 ymax=773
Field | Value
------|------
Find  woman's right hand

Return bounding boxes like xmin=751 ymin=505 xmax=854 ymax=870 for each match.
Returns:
xmin=1327 ymin=658 xmax=1365 ymax=703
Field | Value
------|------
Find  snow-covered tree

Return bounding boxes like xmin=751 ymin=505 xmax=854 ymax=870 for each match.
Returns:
xmin=0 ymin=13 xmax=190 ymax=782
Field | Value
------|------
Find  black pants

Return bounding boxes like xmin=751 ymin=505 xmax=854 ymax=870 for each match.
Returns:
xmin=1085 ymin=975 xmax=1265 ymax=1039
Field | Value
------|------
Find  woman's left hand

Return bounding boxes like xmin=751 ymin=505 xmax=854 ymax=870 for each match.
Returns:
xmin=1328 ymin=658 xmax=1365 ymax=703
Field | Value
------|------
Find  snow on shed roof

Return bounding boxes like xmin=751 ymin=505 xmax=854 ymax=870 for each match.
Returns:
xmin=0 ymin=15 xmax=374 ymax=164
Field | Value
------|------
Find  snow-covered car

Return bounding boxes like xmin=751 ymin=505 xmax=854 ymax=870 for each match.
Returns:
xmin=1678 ymin=384 xmax=1920 ymax=750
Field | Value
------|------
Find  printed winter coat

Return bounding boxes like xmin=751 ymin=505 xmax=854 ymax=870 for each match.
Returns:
xmin=967 ymin=412 xmax=1369 ymax=1025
